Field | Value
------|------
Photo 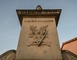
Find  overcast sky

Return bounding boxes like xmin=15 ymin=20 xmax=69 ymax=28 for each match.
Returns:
xmin=0 ymin=0 xmax=77 ymax=54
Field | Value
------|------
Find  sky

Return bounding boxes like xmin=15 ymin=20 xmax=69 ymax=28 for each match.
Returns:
xmin=0 ymin=0 xmax=77 ymax=54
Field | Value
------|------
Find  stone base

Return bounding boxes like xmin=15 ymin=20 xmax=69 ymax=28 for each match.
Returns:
xmin=16 ymin=59 xmax=62 ymax=60
xmin=1 ymin=50 xmax=77 ymax=60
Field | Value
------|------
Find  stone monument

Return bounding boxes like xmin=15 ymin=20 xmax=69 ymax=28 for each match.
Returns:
xmin=16 ymin=5 xmax=62 ymax=60
xmin=1 ymin=5 xmax=77 ymax=60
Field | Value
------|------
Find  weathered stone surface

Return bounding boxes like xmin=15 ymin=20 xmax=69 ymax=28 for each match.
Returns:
xmin=16 ymin=17 xmax=62 ymax=60
xmin=16 ymin=6 xmax=62 ymax=60
xmin=0 ymin=50 xmax=16 ymax=60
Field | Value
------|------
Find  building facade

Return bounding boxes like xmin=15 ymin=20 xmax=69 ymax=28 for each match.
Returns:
xmin=61 ymin=37 xmax=77 ymax=55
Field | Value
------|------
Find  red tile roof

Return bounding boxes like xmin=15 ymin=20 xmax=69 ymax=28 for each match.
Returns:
xmin=61 ymin=37 xmax=77 ymax=50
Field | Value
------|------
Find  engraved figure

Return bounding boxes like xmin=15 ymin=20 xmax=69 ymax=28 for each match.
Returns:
xmin=28 ymin=25 xmax=50 ymax=47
